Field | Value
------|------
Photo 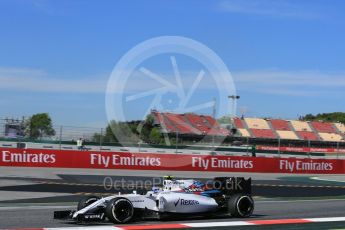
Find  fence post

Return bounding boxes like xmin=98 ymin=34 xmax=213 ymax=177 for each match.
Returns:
xmin=59 ymin=125 xmax=62 ymax=150
xmin=175 ymin=131 xmax=178 ymax=153
xmin=100 ymin=128 xmax=103 ymax=152
xmin=278 ymin=138 xmax=281 ymax=158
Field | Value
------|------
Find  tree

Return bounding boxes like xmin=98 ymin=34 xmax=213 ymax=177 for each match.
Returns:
xmin=139 ymin=115 xmax=155 ymax=142
xmin=103 ymin=120 xmax=118 ymax=143
xmin=92 ymin=115 xmax=159 ymax=144
xmin=300 ymin=112 xmax=345 ymax=124
xmin=149 ymin=127 xmax=162 ymax=144
xmin=25 ymin=113 xmax=56 ymax=139
xmin=217 ymin=116 xmax=232 ymax=124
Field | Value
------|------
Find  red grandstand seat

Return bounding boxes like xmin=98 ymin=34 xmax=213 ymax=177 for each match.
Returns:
xmin=310 ymin=121 xmax=337 ymax=133
xmin=164 ymin=113 xmax=200 ymax=135
xmin=233 ymin=118 xmax=245 ymax=129
xmin=251 ymin=129 xmax=276 ymax=139
xmin=204 ymin=115 xmax=217 ymax=127
xmin=203 ymin=115 xmax=230 ymax=136
xmin=270 ymin=119 xmax=291 ymax=131
xmin=185 ymin=114 xmax=210 ymax=134
xmin=152 ymin=112 xmax=229 ymax=136
xmin=296 ymin=131 xmax=319 ymax=141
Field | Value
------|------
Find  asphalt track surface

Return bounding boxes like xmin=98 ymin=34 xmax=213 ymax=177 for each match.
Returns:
xmin=1 ymin=174 xmax=345 ymax=229
xmin=1 ymin=199 xmax=345 ymax=229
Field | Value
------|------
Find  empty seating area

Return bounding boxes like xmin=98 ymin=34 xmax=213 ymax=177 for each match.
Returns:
xmin=251 ymin=129 xmax=276 ymax=139
xmin=151 ymin=111 xmax=176 ymax=133
xmin=233 ymin=118 xmax=245 ymax=129
xmin=296 ymin=131 xmax=319 ymax=141
xmin=152 ymin=111 xmax=229 ymax=136
xmin=270 ymin=119 xmax=291 ymax=131
xmin=234 ymin=117 xmax=344 ymax=142
xmin=318 ymin=133 xmax=344 ymax=142
xmin=152 ymin=111 xmax=344 ymax=142
xmin=244 ymin=118 xmax=270 ymax=129
xmin=185 ymin=113 xmax=211 ymax=134
xmin=276 ymin=130 xmax=299 ymax=140
xmin=164 ymin=113 xmax=200 ymax=135
xmin=310 ymin=121 xmax=337 ymax=133
xmin=335 ymin=123 xmax=345 ymax=134
xmin=237 ymin=128 xmax=251 ymax=137
xmin=290 ymin=120 xmax=312 ymax=132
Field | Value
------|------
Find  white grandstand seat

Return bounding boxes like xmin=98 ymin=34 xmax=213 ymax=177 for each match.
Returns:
xmin=290 ymin=120 xmax=312 ymax=132
xmin=244 ymin=118 xmax=270 ymax=129
xmin=238 ymin=128 xmax=251 ymax=137
xmin=276 ymin=130 xmax=299 ymax=140
xmin=318 ymin=133 xmax=344 ymax=142
xmin=334 ymin=123 xmax=345 ymax=134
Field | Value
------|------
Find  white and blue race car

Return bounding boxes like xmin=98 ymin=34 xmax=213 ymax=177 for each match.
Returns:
xmin=54 ymin=176 xmax=254 ymax=224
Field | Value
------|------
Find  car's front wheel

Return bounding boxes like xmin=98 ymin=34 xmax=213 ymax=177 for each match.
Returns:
xmin=228 ymin=194 xmax=254 ymax=218
xmin=105 ymin=197 xmax=134 ymax=224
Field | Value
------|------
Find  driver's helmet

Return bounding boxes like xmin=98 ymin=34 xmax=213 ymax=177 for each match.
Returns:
xmin=151 ymin=186 xmax=161 ymax=193
xmin=185 ymin=180 xmax=205 ymax=191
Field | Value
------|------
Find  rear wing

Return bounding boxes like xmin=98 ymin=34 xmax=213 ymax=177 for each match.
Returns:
xmin=213 ymin=177 xmax=251 ymax=195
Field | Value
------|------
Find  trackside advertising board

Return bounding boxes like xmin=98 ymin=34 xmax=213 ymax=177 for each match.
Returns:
xmin=0 ymin=148 xmax=344 ymax=174
xmin=258 ymin=146 xmax=345 ymax=154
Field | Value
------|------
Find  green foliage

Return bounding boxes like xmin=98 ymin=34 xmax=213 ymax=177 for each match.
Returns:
xmin=300 ymin=112 xmax=345 ymax=124
xmin=25 ymin=113 xmax=55 ymax=139
xmin=93 ymin=114 xmax=160 ymax=144
xmin=217 ymin=116 xmax=232 ymax=124
xmin=106 ymin=120 xmax=139 ymax=143
xmin=104 ymin=120 xmax=119 ymax=143
xmin=149 ymin=127 xmax=162 ymax=144
xmin=140 ymin=115 xmax=155 ymax=142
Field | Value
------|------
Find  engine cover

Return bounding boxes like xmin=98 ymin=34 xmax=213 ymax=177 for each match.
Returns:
xmin=158 ymin=193 xmax=218 ymax=213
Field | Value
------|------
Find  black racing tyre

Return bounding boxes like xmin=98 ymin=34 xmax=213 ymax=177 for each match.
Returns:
xmin=77 ymin=195 xmax=100 ymax=211
xmin=105 ymin=197 xmax=134 ymax=224
xmin=228 ymin=194 xmax=254 ymax=218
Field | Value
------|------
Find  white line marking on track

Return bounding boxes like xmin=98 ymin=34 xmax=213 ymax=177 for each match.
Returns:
xmin=0 ymin=205 xmax=75 ymax=210
xmin=46 ymin=227 xmax=122 ymax=230
xmin=305 ymin=217 xmax=345 ymax=222
xmin=256 ymin=198 xmax=345 ymax=203
xmin=185 ymin=221 xmax=254 ymax=227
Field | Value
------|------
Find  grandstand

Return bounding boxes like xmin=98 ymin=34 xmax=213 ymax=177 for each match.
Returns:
xmin=232 ymin=117 xmax=344 ymax=143
xmin=151 ymin=111 xmax=229 ymax=136
xmin=151 ymin=111 xmax=344 ymax=143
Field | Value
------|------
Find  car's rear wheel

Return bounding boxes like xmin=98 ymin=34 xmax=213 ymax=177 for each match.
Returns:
xmin=77 ymin=195 xmax=100 ymax=211
xmin=228 ymin=194 xmax=254 ymax=218
xmin=105 ymin=197 xmax=134 ymax=224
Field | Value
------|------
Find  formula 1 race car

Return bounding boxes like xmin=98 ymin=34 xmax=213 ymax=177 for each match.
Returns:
xmin=54 ymin=176 xmax=254 ymax=224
